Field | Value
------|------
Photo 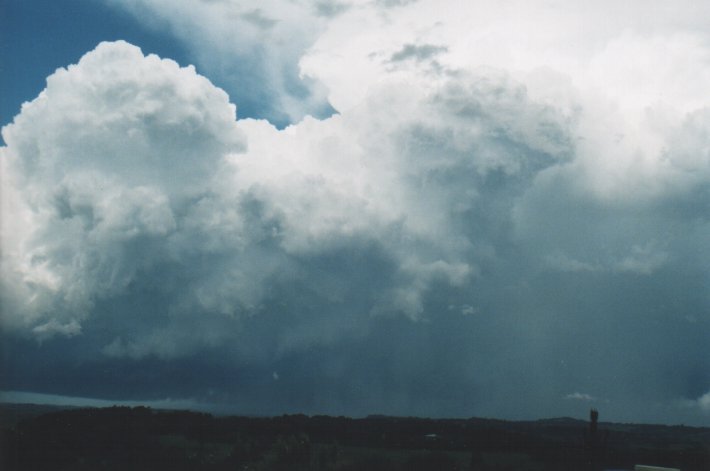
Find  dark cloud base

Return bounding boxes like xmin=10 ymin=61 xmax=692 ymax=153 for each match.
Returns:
xmin=4 ymin=264 xmax=708 ymax=424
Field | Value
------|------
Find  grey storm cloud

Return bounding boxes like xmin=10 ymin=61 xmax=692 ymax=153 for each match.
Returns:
xmin=1 ymin=41 xmax=571 ymax=353
xmin=2 ymin=0 xmax=710 ymax=426
xmin=314 ymin=1 xmax=350 ymax=18
xmin=240 ymin=9 xmax=278 ymax=30
xmin=390 ymin=44 xmax=448 ymax=62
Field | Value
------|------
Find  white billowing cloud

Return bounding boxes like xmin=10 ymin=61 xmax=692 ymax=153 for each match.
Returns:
xmin=107 ymin=0 xmax=710 ymax=200
xmin=302 ymin=0 xmax=710 ymax=200
xmin=680 ymin=390 xmax=710 ymax=415
xmin=1 ymin=40 xmax=244 ymax=339
xmin=3 ymin=12 xmax=710 ymax=360
xmin=230 ymin=71 xmax=573 ymax=318
xmin=699 ymin=391 xmax=710 ymax=413
xmin=103 ymin=0 xmax=341 ymax=123
xmin=1 ymin=39 xmax=575 ymax=355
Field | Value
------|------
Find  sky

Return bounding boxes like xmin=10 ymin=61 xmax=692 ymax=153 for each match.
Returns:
xmin=1 ymin=0 xmax=709 ymax=426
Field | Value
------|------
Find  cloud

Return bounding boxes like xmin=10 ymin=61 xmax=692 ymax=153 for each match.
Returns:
xmin=240 ymin=9 xmax=278 ymax=30
xmin=565 ymin=392 xmax=597 ymax=402
xmin=376 ymin=0 xmax=419 ymax=7
xmin=2 ymin=1 xmax=710 ymax=424
xmin=679 ymin=391 xmax=710 ymax=415
xmin=103 ymin=0 xmax=337 ymax=125
xmin=314 ymin=1 xmax=351 ymax=18
xmin=0 ymin=390 xmax=203 ymax=411
xmin=1 ymin=39 xmax=575 ymax=358
xmin=389 ymin=44 xmax=447 ymax=63
xmin=699 ymin=392 xmax=710 ymax=413
xmin=1 ymin=40 xmax=244 ymax=340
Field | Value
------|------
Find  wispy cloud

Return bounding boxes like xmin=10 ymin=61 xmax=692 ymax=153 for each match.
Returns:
xmin=565 ymin=392 xmax=597 ymax=402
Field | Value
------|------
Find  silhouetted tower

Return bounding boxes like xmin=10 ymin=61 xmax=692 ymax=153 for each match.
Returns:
xmin=589 ymin=409 xmax=599 ymax=471
xmin=585 ymin=408 xmax=608 ymax=471
xmin=590 ymin=409 xmax=598 ymax=436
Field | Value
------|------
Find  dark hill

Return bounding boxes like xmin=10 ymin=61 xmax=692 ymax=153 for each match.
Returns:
xmin=1 ymin=405 xmax=708 ymax=470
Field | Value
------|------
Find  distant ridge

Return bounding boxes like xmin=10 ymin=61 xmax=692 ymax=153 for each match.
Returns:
xmin=2 ymin=405 xmax=708 ymax=470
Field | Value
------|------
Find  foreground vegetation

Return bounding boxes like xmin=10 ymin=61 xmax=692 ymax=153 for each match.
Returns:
xmin=1 ymin=405 xmax=708 ymax=470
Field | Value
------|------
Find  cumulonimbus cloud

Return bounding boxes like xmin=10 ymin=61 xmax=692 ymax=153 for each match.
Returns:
xmin=2 ymin=0 xmax=709 ymax=423
xmin=1 ymin=39 xmax=575 ymax=357
xmin=1 ymin=41 xmax=244 ymax=340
